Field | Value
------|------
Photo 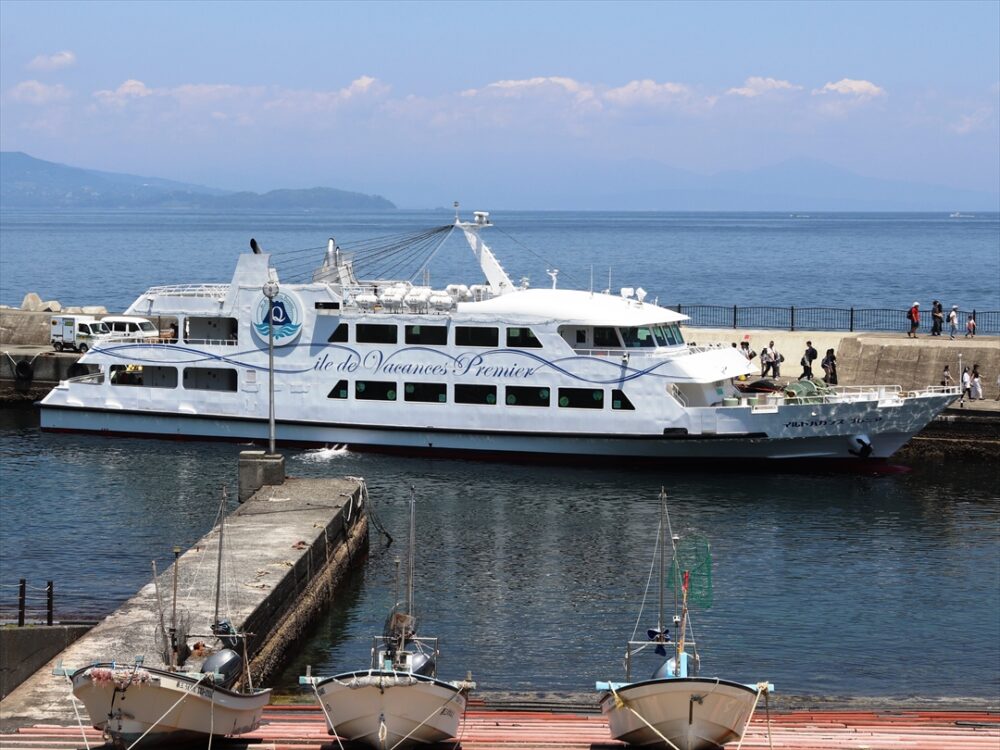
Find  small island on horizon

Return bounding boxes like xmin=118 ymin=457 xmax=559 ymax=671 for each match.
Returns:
xmin=0 ymin=152 xmax=396 ymax=211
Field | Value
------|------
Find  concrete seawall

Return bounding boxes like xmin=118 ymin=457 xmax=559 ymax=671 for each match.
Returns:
xmin=0 ymin=476 xmax=368 ymax=729
xmin=0 ymin=626 xmax=91 ymax=701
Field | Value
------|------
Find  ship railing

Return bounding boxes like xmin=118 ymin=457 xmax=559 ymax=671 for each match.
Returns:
xmin=144 ymin=284 xmax=230 ymax=299
xmin=182 ymin=338 xmax=239 ymax=346
xmin=622 ymin=639 xmax=694 ymax=682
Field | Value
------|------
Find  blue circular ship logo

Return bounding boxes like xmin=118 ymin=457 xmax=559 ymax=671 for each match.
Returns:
xmin=253 ymin=291 xmax=302 ymax=346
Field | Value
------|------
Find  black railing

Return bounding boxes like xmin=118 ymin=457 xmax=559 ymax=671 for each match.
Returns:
xmin=669 ymin=305 xmax=999 ymax=335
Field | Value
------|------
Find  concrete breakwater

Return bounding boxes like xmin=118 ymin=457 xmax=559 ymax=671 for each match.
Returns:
xmin=0 ymin=476 xmax=368 ymax=729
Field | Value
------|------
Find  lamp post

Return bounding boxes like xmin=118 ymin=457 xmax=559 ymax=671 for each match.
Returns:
xmin=262 ymin=280 xmax=279 ymax=455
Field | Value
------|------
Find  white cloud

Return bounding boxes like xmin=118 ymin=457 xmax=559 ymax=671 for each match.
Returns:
xmin=8 ymin=80 xmax=72 ymax=104
xmin=604 ymin=79 xmax=691 ymax=106
xmin=812 ymin=78 xmax=885 ymax=99
xmin=93 ymin=79 xmax=154 ymax=107
xmin=950 ymin=107 xmax=993 ymax=135
xmin=27 ymin=50 xmax=76 ymax=71
xmin=726 ymin=76 xmax=802 ymax=98
xmin=262 ymin=76 xmax=389 ymax=113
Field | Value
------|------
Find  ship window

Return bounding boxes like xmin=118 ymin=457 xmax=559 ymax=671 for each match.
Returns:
xmin=315 ymin=301 xmax=341 ymax=310
xmin=405 ymin=325 xmax=448 ymax=345
xmin=328 ymin=323 xmax=349 ymax=343
xmin=328 ymin=379 xmax=349 ymax=399
xmin=455 ymin=384 xmax=497 ymax=405
xmin=356 ymin=324 xmax=397 ymax=344
xmin=455 ymin=326 xmax=499 ymax=347
xmin=505 ymin=385 xmax=550 ymax=407
xmin=404 ymin=382 xmax=447 ymax=403
xmin=507 ymin=327 xmax=543 ymax=348
xmin=558 ymin=387 xmax=604 ymax=409
xmin=183 ymin=367 xmax=238 ymax=392
xmin=355 ymin=380 xmax=396 ymax=401
xmin=594 ymin=327 xmax=621 ymax=347
xmin=186 ymin=316 xmax=238 ymax=345
xmin=110 ymin=364 xmax=177 ymax=388
xmin=612 ymin=389 xmax=635 ymax=410
xmin=620 ymin=326 xmax=656 ymax=348
xmin=575 ymin=329 xmax=587 ymax=344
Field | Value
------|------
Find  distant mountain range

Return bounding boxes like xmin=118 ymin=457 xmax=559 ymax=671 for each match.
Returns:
xmin=0 ymin=152 xmax=396 ymax=210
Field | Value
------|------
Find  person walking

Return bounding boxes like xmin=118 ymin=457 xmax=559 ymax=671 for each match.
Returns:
xmin=799 ymin=341 xmax=818 ymax=380
xmin=965 ymin=315 xmax=977 ymax=337
xmin=760 ymin=343 xmax=773 ymax=377
xmin=821 ymin=348 xmax=838 ymax=385
xmin=970 ymin=365 xmax=983 ymax=400
xmin=769 ymin=341 xmax=782 ymax=378
xmin=906 ymin=301 xmax=920 ymax=337
xmin=931 ymin=300 xmax=943 ymax=336
xmin=948 ymin=305 xmax=959 ymax=338
xmin=960 ymin=366 xmax=971 ymax=407
xmin=941 ymin=365 xmax=953 ymax=388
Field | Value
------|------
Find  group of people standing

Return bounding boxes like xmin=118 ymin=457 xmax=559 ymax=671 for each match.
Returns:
xmin=749 ymin=339 xmax=838 ymax=385
xmin=910 ymin=300 xmax=976 ymax=339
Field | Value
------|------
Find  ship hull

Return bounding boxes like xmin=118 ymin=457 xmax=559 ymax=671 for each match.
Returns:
xmin=313 ymin=671 xmax=465 ymax=748
xmin=600 ymin=678 xmax=758 ymax=749
xmin=71 ymin=664 xmax=271 ymax=746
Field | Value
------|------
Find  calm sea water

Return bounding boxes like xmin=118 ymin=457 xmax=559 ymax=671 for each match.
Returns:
xmin=1 ymin=209 xmax=998 ymax=312
xmin=0 ymin=210 xmax=998 ymax=701
xmin=0 ymin=407 xmax=997 ymax=700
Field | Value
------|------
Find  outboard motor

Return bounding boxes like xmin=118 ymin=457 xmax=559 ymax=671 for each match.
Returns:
xmin=407 ymin=651 xmax=436 ymax=677
xmin=201 ymin=649 xmax=244 ymax=689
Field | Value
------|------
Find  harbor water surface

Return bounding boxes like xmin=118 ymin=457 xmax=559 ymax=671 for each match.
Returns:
xmin=1 ymin=408 xmax=997 ymax=701
xmin=1 ymin=209 xmax=998 ymax=703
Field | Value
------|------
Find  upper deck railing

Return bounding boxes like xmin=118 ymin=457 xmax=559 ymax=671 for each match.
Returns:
xmin=670 ymin=305 xmax=998 ymax=335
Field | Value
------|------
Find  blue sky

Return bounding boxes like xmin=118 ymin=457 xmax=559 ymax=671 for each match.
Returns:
xmin=1 ymin=0 xmax=998 ymax=207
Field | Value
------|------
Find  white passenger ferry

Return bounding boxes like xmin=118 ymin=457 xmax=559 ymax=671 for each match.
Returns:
xmin=40 ymin=211 xmax=955 ymax=465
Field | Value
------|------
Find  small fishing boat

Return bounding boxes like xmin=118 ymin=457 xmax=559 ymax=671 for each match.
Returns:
xmin=302 ymin=488 xmax=474 ymax=749
xmin=597 ymin=489 xmax=770 ymax=749
xmin=63 ymin=486 xmax=272 ymax=747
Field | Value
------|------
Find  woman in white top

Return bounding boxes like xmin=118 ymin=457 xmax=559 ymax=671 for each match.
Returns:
xmin=948 ymin=306 xmax=959 ymax=339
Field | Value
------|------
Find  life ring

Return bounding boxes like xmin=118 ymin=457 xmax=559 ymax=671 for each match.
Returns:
xmin=14 ymin=360 xmax=33 ymax=382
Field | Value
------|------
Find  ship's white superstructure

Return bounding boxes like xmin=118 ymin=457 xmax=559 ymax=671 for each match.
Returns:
xmin=40 ymin=211 xmax=957 ymax=464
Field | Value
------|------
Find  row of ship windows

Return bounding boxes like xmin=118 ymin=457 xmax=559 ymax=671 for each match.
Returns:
xmin=327 ymin=380 xmax=636 ymax=410
xmin=329 ymin=323 xmax=542 ymax=348
xmin=94 ymin=366 xmax=636 ymax=409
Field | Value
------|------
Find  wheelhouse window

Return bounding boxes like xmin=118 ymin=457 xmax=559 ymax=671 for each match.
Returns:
xmin=355 ymin=380 xmax=396 ymax=401
xmin=328 ymin=323 xmax=349 ymax=343
xmin=455 ymin=384 xmax=496 ymax=405
xmin=328 ymin=379 xmax=349 ymax=399
xmin=558 ymin=387 xmax=604 ymax=409
xmin=183 ymin=367 xmax=238 ymax=392
xmin=505 ymin=386 xmax=550 ymax=407
xmin=593 ymin=327 xmax=621 ymax=348
xmin=507 ymin=327 xmax=542 ymax=348
xmin=620 ymin=327 xmax=657 ymax=348
xmin=109 ymin=365 xmax=177 ymax=388
xmin=455 ymin=326 xmax=499 ymax=347
xmin=356 ymin=324 xmax=397 ymax=344
xmin=612 ymin=389 xmax=635 ymax=410
xmin=405 ymin=325 xmax=448 ymax=345
xmin=404 ymin=382 xmax=447 ymax=403
xmin=186 ymin=316 xmax=238 ymax=344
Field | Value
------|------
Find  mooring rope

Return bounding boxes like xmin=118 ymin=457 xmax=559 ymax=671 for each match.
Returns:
xmin=61 ymin=671 xmax=91 ymax=750
xmin=310 ymin=681 xmax=345 ymax=750
xmin=388 ymin=686 xmax=466 ymax=750
xmin=609 ymin=684 xmax=680 ymax=750
xmin=123 ymin=672 xmax=209 ymax=750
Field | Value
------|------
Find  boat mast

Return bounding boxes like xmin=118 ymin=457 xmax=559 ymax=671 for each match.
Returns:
xmin=407 ymin=486 xmax=415 ymax=617
xmin=455 ymin=206 xmax=515 ymax=296
xmin=658 ymin=488 xmax=666 ymax=636
xmin=213 ymin=485 xmax=227 ymax=626
xmin=170 ymin=545 xmax=180 ymax=668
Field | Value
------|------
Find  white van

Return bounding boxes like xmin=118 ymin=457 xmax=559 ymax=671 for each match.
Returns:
xmin=50 ymin=315 xmax=111 ymax=353
xmin=102 ymin=316 xmax=160 ymax=342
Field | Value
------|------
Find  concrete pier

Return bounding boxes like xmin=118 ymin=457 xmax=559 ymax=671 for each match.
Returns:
xmin=0 ymin=476 xmax=368 ymax=730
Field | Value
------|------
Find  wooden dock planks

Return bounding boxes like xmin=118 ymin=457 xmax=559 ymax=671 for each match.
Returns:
xmin=1 ymin=706 xmax=996 ymax=749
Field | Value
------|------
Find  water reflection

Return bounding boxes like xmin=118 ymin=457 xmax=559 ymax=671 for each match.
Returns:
xmin=1 ymin=407 xmax=996 ymax=698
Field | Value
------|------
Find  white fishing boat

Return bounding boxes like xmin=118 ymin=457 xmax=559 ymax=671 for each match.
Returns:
xmin=40 ymin=208 xmax=957 ymax=464
xmin=597 ymin=489 xmax=770 ymax=749
xmin=62 ymin=486 xmax=272 ymax=746
xmin=301 ymin=489 xmax=474 ymax=748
